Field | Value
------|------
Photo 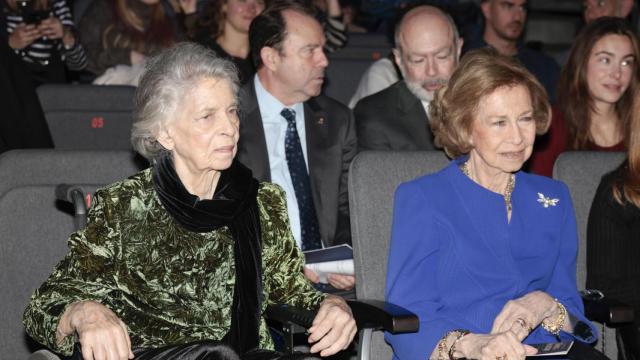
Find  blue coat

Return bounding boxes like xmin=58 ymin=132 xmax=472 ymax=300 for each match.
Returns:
xmin=385 ymin=157 xmax=597 ymax=359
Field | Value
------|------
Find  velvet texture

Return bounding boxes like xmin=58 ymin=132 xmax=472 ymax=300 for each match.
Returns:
xmin=153 ymin=154 xmax=262 ymax=354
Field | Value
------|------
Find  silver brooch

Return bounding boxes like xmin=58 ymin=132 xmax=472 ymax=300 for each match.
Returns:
xmin=537 ymin=193 xmax=559 ymax=208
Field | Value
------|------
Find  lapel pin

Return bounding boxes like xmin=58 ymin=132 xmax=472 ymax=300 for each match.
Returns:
xmin=317 ymin=117 xmax=325 ymax=125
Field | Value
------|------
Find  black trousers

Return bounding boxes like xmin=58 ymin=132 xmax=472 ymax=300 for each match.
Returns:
xmin=618 ymin=323 xmax=640 ymax=360
xmin=65 ymin=341 xmax=320 ymax=360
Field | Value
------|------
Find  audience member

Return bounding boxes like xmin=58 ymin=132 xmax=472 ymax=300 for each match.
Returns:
xmin=353 ymin=5 xmax=461 ymax=151
xmin=22 ymin=42 xmax=356 ymax=360
xmin=4 ymin=0 xmax=87 ymax=85
xmin=237 ymin=0 xmax=357 ymax=291
xmin=78 ymin=0 xmax=192 ymax=84
xmin=192 ymin=0 xmax=264 ymax=83
xmin=0 ymin=36 xmax=52 ymax=153
xmin=464 ymin=0 xmax=560 ymax=102
xmin=528 ymin=17 xmax=639 ymax=177
xmin=583 ymin=0 xmax=634 ymax=24
xmin=310 ymin=0 xmax=348 ymax=53
xmin=587 ymin=92 xmax=640 ymax=360
xmin=348 ymin=53 xmax=400 ymax=109
xmin=386 ymin=48 xmax=597 ymax=359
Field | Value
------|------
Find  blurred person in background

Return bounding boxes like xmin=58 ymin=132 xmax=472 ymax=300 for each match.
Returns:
xmin=528 ymin=17 xmax=639 ymax=177
xmin=4 ymin=0 xmax=87 ymax=85
xmin=78 ymin=0 xmax=195 ymax=84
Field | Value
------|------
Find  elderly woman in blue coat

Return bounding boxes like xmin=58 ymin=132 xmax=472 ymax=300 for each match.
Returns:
xmin=385 ymin=47 xmax=598 ymax=360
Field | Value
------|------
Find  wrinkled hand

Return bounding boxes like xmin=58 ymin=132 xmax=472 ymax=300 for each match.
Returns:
xmin=178 ymin=0 xmax=197 ymax=14
xmin=59 ymin=300 xmax=134 ymax=360
xmin=308 ymin=295 xmax=357 ymax=356
xmin=327 ymin=273 xmax=355 ymax=290
xmin=491 ymin=291 xmax=557 ymax=340
xmin=8 ymin=23 xmax=41 ymax=49
xmin=37 ymin=16 xmax=64 ymax=39
xmin=304 ymin=266 xmax=321 ymax=284
xmin=456 ymin=331 xmax=538 ymax=360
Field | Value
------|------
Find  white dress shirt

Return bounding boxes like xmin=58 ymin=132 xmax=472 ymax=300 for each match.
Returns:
xmin=254 ymin=75 xmax=307 ymax=248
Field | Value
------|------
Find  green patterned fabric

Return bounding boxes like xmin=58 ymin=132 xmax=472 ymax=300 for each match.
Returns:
xmin=23 ymin=168 xmax=324 ymax=356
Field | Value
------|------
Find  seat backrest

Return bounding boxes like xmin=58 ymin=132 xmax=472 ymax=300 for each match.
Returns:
xmin=348 ymin=151 xmax=449 ymax=359
xmin=0 ymin=149 xmax=147 ymax=197
xmin=324 ymin=57 xmax=378 ymax=106
xmin=0 ymin=185 xmax=85 ymax=359
xmin=37 ymin=84 xmax=136 ymax=150
xmin=552 ymin=151 xmax=625 ymax=289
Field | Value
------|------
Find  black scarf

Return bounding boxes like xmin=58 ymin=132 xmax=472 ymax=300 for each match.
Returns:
xmin=152 ymin=153 xmax=262 ymax=355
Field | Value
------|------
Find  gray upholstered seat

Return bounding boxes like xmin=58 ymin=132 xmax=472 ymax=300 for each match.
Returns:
xmin=0 ymin=149 xmax=147 ymax=197
xmin=348 ymin=150 xmax=450 ymax=359
xmin=553 ymin=151 xmax=626 ymax=358
xmin=0 ymin=186 xmax=81 ymax=359
xmin=37 ymin=84 xmax=136 ymax=150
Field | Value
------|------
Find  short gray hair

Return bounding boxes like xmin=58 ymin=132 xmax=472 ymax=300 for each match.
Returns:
xmin=131 ymin=42 xmax=240 ymax=160
xmin=394 ymin=6 xmax=460 ymax=54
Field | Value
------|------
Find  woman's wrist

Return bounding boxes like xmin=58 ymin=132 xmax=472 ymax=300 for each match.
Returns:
xmin=62 ymin=27 xmax=75 ymax=49
xmin=541 ymin=298 xmax=567 ymax=335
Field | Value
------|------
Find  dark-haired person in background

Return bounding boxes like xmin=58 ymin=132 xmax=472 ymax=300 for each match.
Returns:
xmin=3 ymin=0 xmax=87 ymax=85
xmin=192 ymin=0 xmax=264 ymax=83
xmin=237 ymin=0 xmax=357 ymax=291
xmin=463 ymin=0 xmax=560 ymax=103
xmin=528 ymin=17 xmax=639 ymax=177
xmin=587 ymin=92 xmax=640 ymax=360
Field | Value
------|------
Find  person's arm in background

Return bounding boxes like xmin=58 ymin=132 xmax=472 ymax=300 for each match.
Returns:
xmin=39 ymin=0 xmax=87 ymax=71
xmin=322 ymin=0 xmax=347 ymax=53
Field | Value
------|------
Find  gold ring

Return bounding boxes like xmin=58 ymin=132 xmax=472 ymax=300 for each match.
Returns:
xmin=515 ymin=317 xmax=533 ymax=333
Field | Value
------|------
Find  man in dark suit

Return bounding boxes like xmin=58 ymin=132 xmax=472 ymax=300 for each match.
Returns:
xmin=237 ymin=0 xmax=357 ymax=290
xmin=353 ymin=6 xmax=462 ymax=151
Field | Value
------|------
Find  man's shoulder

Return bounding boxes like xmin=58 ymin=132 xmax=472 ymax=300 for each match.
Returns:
xmin=354 ymin=80 xmax=405 ymax=110
xmin=306 ymin=93 xmax=351 ymax=116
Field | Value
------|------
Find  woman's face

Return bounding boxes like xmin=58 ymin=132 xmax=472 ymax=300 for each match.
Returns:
xmin=468 ymin=85 xmax=537 ymax=176
xmin=223 ymin=0 xmax=265 ymax=34
xmin=158 ymin=77 xmax=239 ymax=177
xmin=586 ymin=34 xmax=635 ymax=107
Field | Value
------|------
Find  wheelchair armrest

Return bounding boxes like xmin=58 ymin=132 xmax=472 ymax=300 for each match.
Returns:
xmin=265 ymin=300 xmax=419 ymax=335
xmin=347 ymin=299 xmax=419 ymax=334
xmin=581 ymin=292 xmax=634 ymax=326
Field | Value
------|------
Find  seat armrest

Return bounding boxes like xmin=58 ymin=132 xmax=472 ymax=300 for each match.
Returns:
xmin=347 ymin=299 xmax=419 ymax=334
xmin=265 ymin=300 xmax=419 ymax=335
xmin=582 ymin=293 xmax=634 ymax=326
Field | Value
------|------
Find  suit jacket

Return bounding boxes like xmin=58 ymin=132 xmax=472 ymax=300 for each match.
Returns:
xmin=237 ymin=79 xmax=357 ymax=246
xmin=385 ymin=157 xmax=597 ymax=359
xmin=353 ymin=80 xmax=435 ymax=152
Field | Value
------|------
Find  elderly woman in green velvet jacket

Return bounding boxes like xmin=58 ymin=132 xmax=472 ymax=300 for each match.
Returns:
xmin=23 ymin=42 xmax=356 ymax=360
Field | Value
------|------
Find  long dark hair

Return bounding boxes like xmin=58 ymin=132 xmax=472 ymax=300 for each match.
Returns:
xmin=613 ymin=92 xmax=640 ymax=207
xmin=559 ymin=17 xmax=640 ymax=150
xmin=103 ymin=0 xmax=176 ymax=53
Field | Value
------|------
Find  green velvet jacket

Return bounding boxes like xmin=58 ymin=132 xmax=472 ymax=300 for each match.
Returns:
xmin=23 ymin=168 xmax=324 ymax=356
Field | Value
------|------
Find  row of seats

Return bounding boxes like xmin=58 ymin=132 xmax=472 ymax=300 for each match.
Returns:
xmin=36 ymin=46 xmax=385 ymax=152
xmin=0 ymin=149 xmax=625 ymax=359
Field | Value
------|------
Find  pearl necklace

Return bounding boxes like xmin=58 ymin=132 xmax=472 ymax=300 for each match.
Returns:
xmin=461 ymin=161 xmax=515 ymax=213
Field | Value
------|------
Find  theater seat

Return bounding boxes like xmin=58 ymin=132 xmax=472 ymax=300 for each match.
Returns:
xmin=37 ymin=84 xmax=136 ymax=150
xmin=348 ymin=151 xmax=449 ymax=359
xmin=553 ymin=151 xmax=628 ymax=359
